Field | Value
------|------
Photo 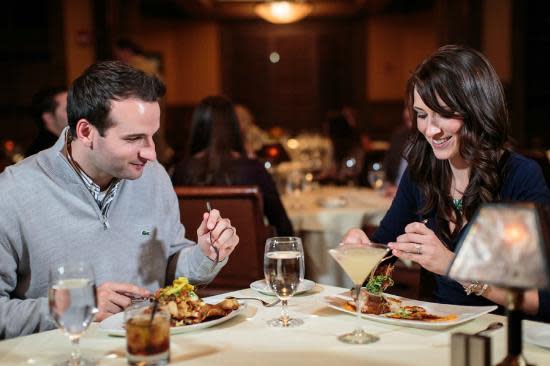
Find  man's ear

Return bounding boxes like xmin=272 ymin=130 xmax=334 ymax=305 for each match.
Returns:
xmin=74 ymin=119 xmax=95 ymax=149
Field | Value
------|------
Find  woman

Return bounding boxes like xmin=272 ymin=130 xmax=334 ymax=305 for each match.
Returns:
xmin=342 ymin=45 xmax=550 ymax=321
xmin=172 ymin=95 xmax=293 ymax=236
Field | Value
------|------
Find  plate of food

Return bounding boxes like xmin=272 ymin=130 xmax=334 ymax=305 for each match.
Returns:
xmin=524 ymin=323 xmax=550 ymax=349
xmin=250 ymin=279 xmax=316 ymax=296
xmin=99 ymin=277 xmax=246 ymax=336
xmin=324 ymin=265 xmax=497 ymax=330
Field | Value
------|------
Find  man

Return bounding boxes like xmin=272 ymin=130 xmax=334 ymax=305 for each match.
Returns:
xmin=26 ymin=87 xmax=68 ymax=156
xmin=0 ymin=61 xmax=239 ymax=339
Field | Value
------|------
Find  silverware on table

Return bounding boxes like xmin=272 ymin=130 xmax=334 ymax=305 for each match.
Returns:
xmin=473 ymin=321 xmax=503 ymax=336
xmin=225 ymin=296 xmax=281 ymax=307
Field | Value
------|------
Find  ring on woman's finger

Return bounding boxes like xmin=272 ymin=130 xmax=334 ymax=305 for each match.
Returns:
xmin=414 ymin=243 xmax=422 ymax=255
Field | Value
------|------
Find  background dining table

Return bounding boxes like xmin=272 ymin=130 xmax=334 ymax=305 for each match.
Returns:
xmin=1 ymin=284 xmax=549 ymax=365
xmin=282 ymin=186 xmax=392 ymax=288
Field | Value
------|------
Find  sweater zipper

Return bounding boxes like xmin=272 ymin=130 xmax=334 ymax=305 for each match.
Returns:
xmin=101 ymin=216 xmax=110 ymax=229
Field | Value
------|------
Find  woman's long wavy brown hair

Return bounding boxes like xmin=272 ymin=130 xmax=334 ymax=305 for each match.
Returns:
xmin=405 ymin=45 xmax=511 ymax=244
xmin=186 ymin=95 xmax=246 ymax=185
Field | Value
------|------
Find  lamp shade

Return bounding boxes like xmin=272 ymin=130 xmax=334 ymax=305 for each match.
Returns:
xmin=448 ymin=202 xmax=550 ymax=289
xmin=254 ymin=1 xmax=313 ymax=24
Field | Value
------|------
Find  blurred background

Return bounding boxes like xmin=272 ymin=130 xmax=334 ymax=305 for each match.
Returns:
xmin=1 ymin=0 xmax=549 ymax=167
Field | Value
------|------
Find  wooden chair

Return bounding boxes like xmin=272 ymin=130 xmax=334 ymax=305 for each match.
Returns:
xmin=174 ymin=186 xmax=272 ymax=296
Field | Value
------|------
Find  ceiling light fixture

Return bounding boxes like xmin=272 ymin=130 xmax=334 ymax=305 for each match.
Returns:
xmin=254 ymin=1 xmax=313 ymax=24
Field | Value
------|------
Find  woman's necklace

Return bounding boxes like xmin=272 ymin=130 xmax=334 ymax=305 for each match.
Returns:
xmin=452 ymin=197 xmax=463 ymax=212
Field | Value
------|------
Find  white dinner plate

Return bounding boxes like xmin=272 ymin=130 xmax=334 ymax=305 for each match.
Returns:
xmin=99 ymin=300 xmax=246 ymax=337
xmin=524 ymin=323 xmax=550 ymax=349
xmin=250 ymin=279 xmax=316 ymax=296
xmin=323 ymin=293 xmax=497 ymax=330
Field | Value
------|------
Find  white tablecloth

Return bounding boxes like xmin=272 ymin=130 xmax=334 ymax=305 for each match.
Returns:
xmin=282 ymin=186 xmax=392 ymax=287
xmin=1 ymin=285 xmax=549 ymax=365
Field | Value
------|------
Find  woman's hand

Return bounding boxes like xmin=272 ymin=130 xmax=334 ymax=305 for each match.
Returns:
xmin=388 ymin=222 xmax=454 ymax=275
xmin=341 ymin=228 xmax=370 ymax=245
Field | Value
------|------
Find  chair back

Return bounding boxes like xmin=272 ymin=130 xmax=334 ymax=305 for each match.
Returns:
xmin=174 ymin=186 xmax=271 ymax=295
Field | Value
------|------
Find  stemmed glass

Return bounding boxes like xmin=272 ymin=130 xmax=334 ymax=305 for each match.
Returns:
xmin=367 ymin=161 xmax=385 ymax=191
xmin=328 ymin=243 xmax=390 ymax=344
xmin=341 ymin=156 xmax=359 ymax=186
xmin=264 ymin=236 xmax=305 ymax=327
xmin=285 ymin=170 xmax=304 ymax=209
xmin=48 ymin=262 xmax=98 ymax=365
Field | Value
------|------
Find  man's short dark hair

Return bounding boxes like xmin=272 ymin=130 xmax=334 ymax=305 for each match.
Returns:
xmin=67 ymin=60 xmax=166 ymax=136
xmin=31 ymin=86 xmax=66 ymax=127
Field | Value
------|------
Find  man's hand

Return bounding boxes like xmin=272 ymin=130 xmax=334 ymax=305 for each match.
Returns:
xmin=197 ymin=209 xmax=239 ymax=261
xmin=94 ymin=282 xmax=150 ymax=322
xmin=341 ymin=228 xmax=371 ymax=245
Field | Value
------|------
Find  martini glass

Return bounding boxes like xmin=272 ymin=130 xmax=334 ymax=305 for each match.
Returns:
xmin=328 ymin=243 xmax=389 ymax=344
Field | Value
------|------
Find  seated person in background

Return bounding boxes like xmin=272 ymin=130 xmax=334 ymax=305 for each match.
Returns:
xmin=383 ymin=106 xmax=413 ymax=198
xmin=26 ymin=86 xmax=68 ymax=156
xmin=234 ymin=103 xmax=270 ymax=158
xmin=0 ymin=61 xmax=239 ymax=339
xmin=342 ymin=45 xmax=550 ymax=322
xmin=172 ymin=96 xmax=293 ymax=237
xmin=321 ymin=110 xmax=365 ymax=185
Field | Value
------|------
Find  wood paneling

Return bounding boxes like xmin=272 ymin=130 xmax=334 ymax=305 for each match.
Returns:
xmin=0 ymin=0 xmax=66 ymax=147
xmin=220 ymin=20 xmax=364 ymax=133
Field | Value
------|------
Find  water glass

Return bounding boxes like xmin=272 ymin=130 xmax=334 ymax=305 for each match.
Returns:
xmin=264 ymin=237 xmax=305 ymax=327
xmin=48 ymin=262 xmax=98 ymax=366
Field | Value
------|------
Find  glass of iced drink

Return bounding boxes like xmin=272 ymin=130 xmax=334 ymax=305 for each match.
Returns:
xmin=124 ymin=302 xmax=170 ymax=366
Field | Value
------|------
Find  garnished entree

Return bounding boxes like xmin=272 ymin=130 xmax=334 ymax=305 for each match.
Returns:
xmin=154 ymin=277 xmax=239 ymax=326
xmin=342 ymin=265 xmax=457 ymax=322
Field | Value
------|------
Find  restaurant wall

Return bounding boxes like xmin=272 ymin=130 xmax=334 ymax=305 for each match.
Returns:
xmin=134 ymin=21 xmax=222 ymax=106
xmin=63 ymin=0 xmax=96 ymax=84
xmin=0 ymin=0 xmax=67 ymax=150
xmin=366 ymin=12 xmax=437 ymax=102
xmin=363 ymin=11 xmax=437 ymax=138
xmin=482 ymin=0 xmax=511 ymax=84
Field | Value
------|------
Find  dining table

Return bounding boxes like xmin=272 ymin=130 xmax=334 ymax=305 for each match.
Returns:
xmin=1 ymin=284 xmax=549 ymax=365
xmin=282 ymin=186 xmax=392 ymax=288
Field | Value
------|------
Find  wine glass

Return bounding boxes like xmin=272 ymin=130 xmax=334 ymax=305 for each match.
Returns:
xmin=367 ymin=161 xmax=385 ymax=191
xmin=328 ymin=243 xmax=390 ymax=344
xmin=264 ymin=236 xmax=305 ymax=327
xmin=48 ymin=262 xmax=98 ymax=365
xmin=341 ymin=156 xmax=359 ymax=186
xmin=285 ymin=170 xmax=304 ymax=209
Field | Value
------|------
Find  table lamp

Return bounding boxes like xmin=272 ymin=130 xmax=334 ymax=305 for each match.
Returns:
xmin=448 ymin=202 xmax=550 ymax=366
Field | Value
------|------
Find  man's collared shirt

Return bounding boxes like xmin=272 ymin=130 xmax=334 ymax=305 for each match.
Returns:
xmin=65 ymin=130 xmax=122 ymax=218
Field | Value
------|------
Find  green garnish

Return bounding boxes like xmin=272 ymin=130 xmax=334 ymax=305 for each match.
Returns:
xmin=394 ymin=307 xmax=413 ymax=318
xmin=159 ymin=277 xmax=195 ymax=297
xmin=364 ymin=274 xmax=394 ymax=295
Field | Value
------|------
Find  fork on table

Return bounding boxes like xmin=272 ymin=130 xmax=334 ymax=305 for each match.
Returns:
xmin=206 ymin=201 xmax=220 ymax=272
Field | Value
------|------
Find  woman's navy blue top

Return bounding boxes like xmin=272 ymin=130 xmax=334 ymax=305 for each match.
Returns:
xmin=372 ymin=152 xmax=550 ymax=322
